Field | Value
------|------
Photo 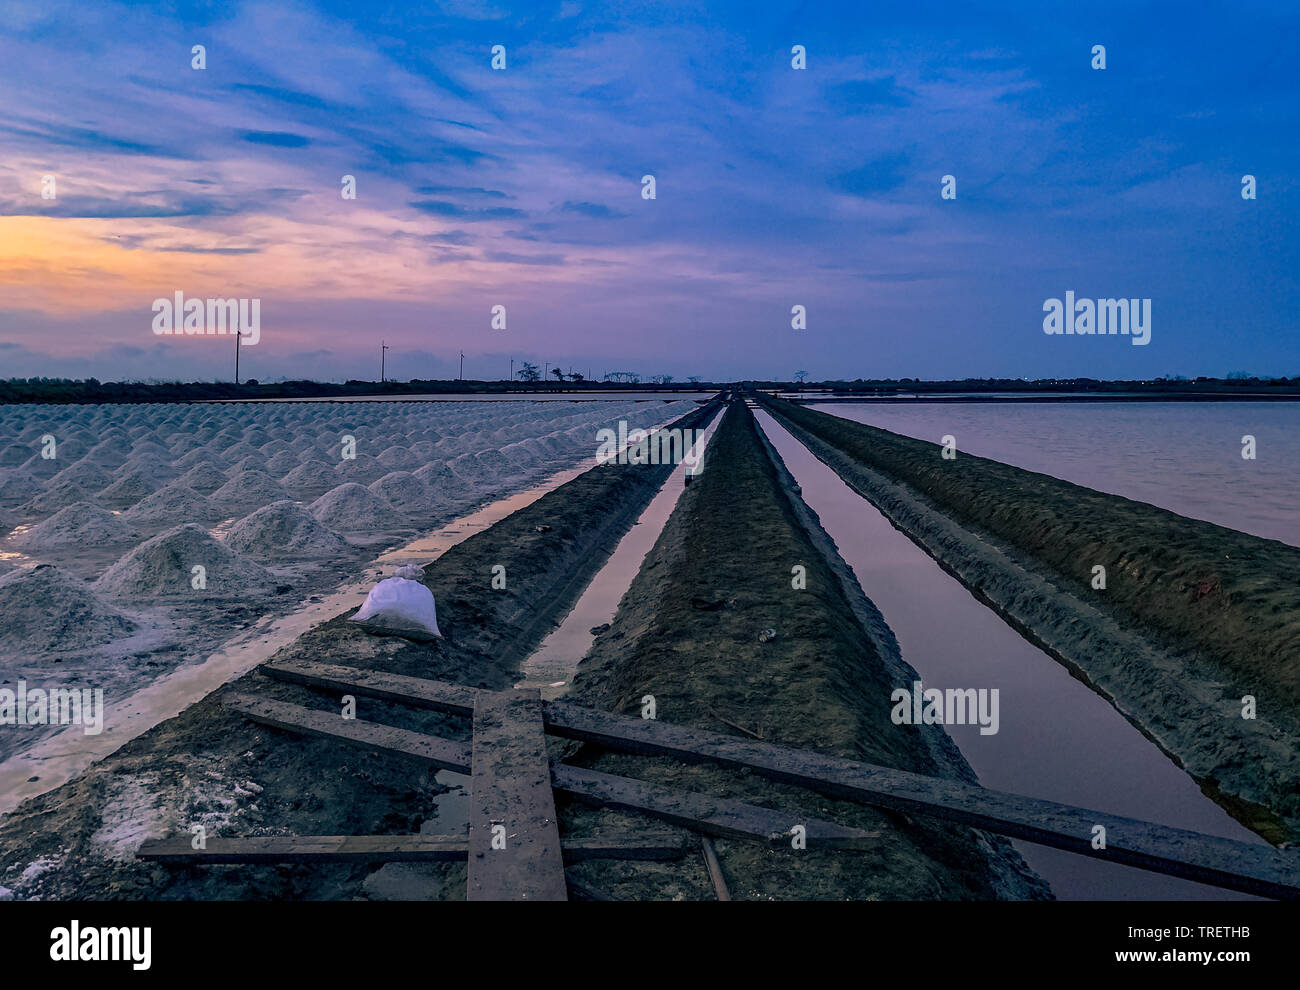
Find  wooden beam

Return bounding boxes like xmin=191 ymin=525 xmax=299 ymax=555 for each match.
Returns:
xmin=139 ymin=834 xmax=468 ymax=864
xmin=700 ymin=837 xmax=731 ymax=901
xmin=137 ymin=833 xmax=687 ymax=865
xmin=467 ymin=689 xmax=567 ymax=901
xmin=552 ymin=763 xmax=877 ymax=849
xmin=265 ymin=659 xmax=477 ymax=716
xmin=543 ymin=701 xmax=1300 ymax=901
xmin=225 ymin=692 xmax=471 ymax=772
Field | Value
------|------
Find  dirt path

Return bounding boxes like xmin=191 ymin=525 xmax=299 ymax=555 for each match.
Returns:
xmin=559 ymin=401 xmax=1050 ymax=900
xmin=758 ymin=395 xmax=1300 ymax=843
xmin=0 ymin=402 xmax=715 ymax=901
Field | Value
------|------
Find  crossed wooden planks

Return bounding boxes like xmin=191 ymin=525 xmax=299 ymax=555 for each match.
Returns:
xmin=142 ymin=657 xmax=1300 ymax=900
xmin=257 ymin=658 xmax=1300 ymax=900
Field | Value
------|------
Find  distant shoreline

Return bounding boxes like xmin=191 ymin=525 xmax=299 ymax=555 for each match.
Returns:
xmin=2 ymin=376 xmax=1298 ymax=404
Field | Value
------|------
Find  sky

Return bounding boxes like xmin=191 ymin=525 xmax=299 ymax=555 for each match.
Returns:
xmin=0 ymin=0 xmax=1296 ymax=383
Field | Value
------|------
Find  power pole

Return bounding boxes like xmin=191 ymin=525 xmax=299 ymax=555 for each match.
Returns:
xmin=459 ymin=351 xmax=464 ymax=380
xmin=234 ymin=330 xmax=244 ymax=385
xmin=510 ymin=357 xmax=513 ymax=382
xmin=380 ymin=341 xmax=389 ymax=383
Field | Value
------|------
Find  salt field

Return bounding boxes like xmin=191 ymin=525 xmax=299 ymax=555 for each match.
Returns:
xmin=0 ymin=398 xmax=697 ymax=762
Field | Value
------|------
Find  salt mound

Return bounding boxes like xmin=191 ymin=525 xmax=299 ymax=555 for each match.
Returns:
xmin=448 ymin=453 xmax=483 ymax=481
xmin=177 ymin=463 xmax=229 ymax=494
xmin=264 ymin=450 xmax=301 ymax=476
xmin=13 ymin=501 xmax=139 ymax=549
xmin=98 ymin=469 xmax=161 ymax=505
xmin=309 ymin=483 xmax=406 ymax=531
xmin=0 ymin=506 xmax=15 ymax=536
xmin=368 ymin=471 xmax=428 ymax=507
xmin=376 ymin=446 xmax=417 ymax=470
xmin=123 ymin=484 xmax=220 ymax=525
xmin=0 ymin=443 xmax=30 ymax=466
xmin=20 ymin=478 xmax=91 ymax=515
xmin=176 ymin=448 xmax=221 ymax=469
xmin=332 ymin=453 xmax=384 ymax=481
xmin=281 ymin=460 xmax=339 ymax=492
xmin=54 ymin=461 xmax=113 ymax=491
xmin=0 ymin=470 xmax=41 ymax=501
xmin=0 ymin=564 xmax=137 ymax=654
xmin=225 ymin=500 xmax=349 ymax=557
xmin=413 ymin=462 xmax=466 ymax=495
xmin=228 ymin=454 xmax=269 ymax=475
xmin=94 ymin=523 xmax=275 ymax=599
xmin=211 ymin=470 xmax=289 ymax=507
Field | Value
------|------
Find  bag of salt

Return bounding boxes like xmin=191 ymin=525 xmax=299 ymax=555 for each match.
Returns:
xmin=351 ymin=566 xmax=442 ymax=639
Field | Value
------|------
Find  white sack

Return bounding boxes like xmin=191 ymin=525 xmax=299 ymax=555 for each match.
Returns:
xmin=351 ymin=575 xmax=441 ymax=638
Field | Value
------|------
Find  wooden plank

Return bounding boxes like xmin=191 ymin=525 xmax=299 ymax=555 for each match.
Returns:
xmin=224 ymin=693 xmax=471 ymax=772
xmin=467 ymin=689 xmax=567 ymax=901
xmin=265 ymin=659 xmax=477 ymax=716
xmin=139 ymin=834 xmax=468 ymax=864
xmin=551 ymin=764 xmax=878 ymax=849
xmin=137 ymin=833 xmax=687 ymax=865
xmin=543 ymin=701 xmax=1300 ymax=901
xmin=700 ymin=837 xmax=731 ymax=901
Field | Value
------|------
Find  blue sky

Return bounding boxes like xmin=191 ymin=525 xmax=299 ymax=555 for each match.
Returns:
xmin=0 ymin=0 xmax=1296 ymax=382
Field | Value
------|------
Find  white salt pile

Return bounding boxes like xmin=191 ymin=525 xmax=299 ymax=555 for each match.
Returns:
xmin=94 ymin=523 xmax=276 ymax=599
xmin=225 ymin=500 xmax=349 ymax=557
xmin=210 ymin=470 xmax=289 ymax=508
xmin=0 ymin=470 xmax=42 ymax=501
xmin=122 ymin=484 xmax=220 ymax=525
xmin=49 ymin=460 xmax=114 ymax=492
xmin=12 ymin=501 xmax=139 ymax=549
xmin=20 ymin=477 xmax=91 ymax=515
xmin=309 ymin=483 xmax=406 ymax=531
xmin=0 ymin=564 xmax=137 ymax=655
xmin=368 ymin=471 xmax=429 ymax=507
xmin=280 ymin=460 xmax=339 ymax=492
xmin=176 ymin=463 xmax=229 ymax=494
xmin=98 ymin=469 xmax=161 ymax=505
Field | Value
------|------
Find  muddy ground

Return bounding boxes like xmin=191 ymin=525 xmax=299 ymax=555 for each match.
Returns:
xmin=559 ymin=401 xmax=1050 ymax=900
xmin=0 ymin=403 xmax=715 ymax=900
xmin=759 ymin=395 xmax=1300 ymax=842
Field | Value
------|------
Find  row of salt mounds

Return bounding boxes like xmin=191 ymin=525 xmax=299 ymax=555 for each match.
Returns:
xmin=225 ymin=501 xmax=350 ymax=558
xmin=0 ymin=564 xmax=137 ymax=655
xmin=94 ymin=524 xmax=276 ymax=599
xmin=308 ymin=483 xmax=407 ymax=532
xmin=10 ymin=502 xmax=140 ymax=550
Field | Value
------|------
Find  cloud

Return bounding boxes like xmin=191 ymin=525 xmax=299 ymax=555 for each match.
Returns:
xmin=241 ymin=130 xmax=313 ymax=148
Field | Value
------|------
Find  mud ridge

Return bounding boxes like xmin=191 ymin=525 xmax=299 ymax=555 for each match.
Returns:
xmin=560 ymin=401 xmax=1051 ymax=900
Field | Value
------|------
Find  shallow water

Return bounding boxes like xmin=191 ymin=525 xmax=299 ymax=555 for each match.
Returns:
xmin=821 ymin=401 xmax=1299 ymax=547
xmin=756 ymin=409 xmax=1264 ymax=901
xmin=515 ymin=410 xmax=721 ymax=698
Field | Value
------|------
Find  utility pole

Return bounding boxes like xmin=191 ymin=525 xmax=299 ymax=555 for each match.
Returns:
xmin=510 ymin=356 xmax=513 ymax=382
xmin=381 ymin=341 xmax=389 ymax=383
xmin=234 ymin=330 xmax=245 ymax=385
xmin=459 ymin=351 xmax=464 ymax=380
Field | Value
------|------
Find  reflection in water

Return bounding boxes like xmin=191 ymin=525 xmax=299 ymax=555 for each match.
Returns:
xmin=756 ymin=409 xmax=1263 ymax=901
